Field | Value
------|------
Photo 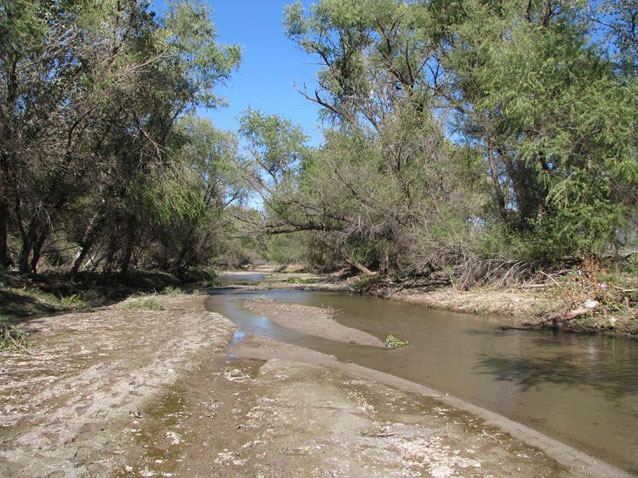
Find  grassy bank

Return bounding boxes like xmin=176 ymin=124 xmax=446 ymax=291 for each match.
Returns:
xmin=0 ymin=269 xmax=219 ymax=325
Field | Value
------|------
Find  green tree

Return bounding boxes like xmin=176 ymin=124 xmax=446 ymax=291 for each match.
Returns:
xmin=0 ymin=0 xmax=240 ymax=273
xmin=441 ymin=0 xmax=638 ymax=258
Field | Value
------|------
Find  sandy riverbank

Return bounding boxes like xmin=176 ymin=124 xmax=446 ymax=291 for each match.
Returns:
xmin=240 ymin=298 xmax=386 ymax=347
xmin=233 ymin=269 xmax=637 ymax=336
xmin=0 ymin=294 xmax=631 ymax=477
xmin=0 ymin=295 xmax=235 ymax=477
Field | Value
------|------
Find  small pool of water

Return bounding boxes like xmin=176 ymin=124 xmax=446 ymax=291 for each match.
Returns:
xmin=205 ymin=288 xmax=638 ymax=474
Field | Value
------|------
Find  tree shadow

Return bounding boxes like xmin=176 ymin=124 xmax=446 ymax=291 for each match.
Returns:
xmin=0 ymin=289 xmax=60 ymax=324
xmin=477 ymin=352 xmax=638 ymax=399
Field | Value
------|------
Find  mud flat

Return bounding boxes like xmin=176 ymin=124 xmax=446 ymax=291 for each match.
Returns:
xmin=240 ymin=298 xmax=386 ymax=347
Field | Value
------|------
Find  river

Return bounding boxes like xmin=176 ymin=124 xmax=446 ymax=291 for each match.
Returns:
xmin=206 ymin=276 xmax=638 ymax=474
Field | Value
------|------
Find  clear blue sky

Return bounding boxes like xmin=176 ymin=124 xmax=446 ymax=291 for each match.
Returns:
xmin=151 ymin=0 xmax=324 ymax=146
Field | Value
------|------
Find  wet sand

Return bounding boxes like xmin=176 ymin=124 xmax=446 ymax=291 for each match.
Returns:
xmin=240 ymin=298 xmax=386 ymax=347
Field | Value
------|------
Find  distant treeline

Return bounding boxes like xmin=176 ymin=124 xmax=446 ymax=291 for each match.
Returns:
xmin=1 ymin=0 xmax=637 ymax=281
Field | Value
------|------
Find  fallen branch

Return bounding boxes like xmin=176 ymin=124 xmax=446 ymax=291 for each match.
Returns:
xmin=345 ymin=259 xmax=377 ymax=276
xmin=539 ymin=271 xmax=562 ymax=288
xmin=611 ymin=284 xmax=637 ymax=293
xmin=1 ymin=325 xmax=32 ymax=355
xmin=527 ymin=308 xmax=591 ymax=329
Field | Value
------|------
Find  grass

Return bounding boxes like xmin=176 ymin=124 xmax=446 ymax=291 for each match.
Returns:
xmin=385 ymin=334 xmax=408 ymax=349
xmin=285 ymin=277 xmax=318 ymax=285
xmin=119 ymin=298 xmax=166 ymax=311
xmin=60 ymin=293 xmax=87 ymax=308
xmin=160 ymin=285 xmax=187 ymax=296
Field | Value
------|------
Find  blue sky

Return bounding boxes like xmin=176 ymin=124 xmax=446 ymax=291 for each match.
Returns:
xmin=151 ymin=0 xmax=324 ymax=146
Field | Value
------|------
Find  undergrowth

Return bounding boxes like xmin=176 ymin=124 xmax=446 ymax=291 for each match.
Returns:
xmin=285 ymin=277 xmax=317 ymax=285
xmin=160 ymin=285 xmax=187 ymax=296
xmin=1 ymin=325 xmax=30 ymax=352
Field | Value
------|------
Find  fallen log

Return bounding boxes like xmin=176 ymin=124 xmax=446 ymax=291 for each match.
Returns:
xmin=520 ymin=283 xmax=549 ymax=289
xmin=346 ymin=259 xmax=377 ymax=276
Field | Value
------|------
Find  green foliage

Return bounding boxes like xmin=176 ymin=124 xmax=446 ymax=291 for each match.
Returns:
xmin=267 ymin=0 xmax=638 ymax=279
xmin=120 ymin=298 xmax=166 ymax=311
xmin=2 ymin=0 xmax=636 ymax=283
xmin=60 ymin=294 xmax=86 ymax=309
xmin=161 ymin=286 xmax=186 ymax=296
xmin=385 ymin=334 xmax=408 ymax=349
xmin=625 ymin=255 xmax=638 ymax=276
xmin=238 ymin=109 xmax=310 ymax=191
xmin=0 ymin=0 xmax=242 ymax=274
xmin=161 ymin=0 xmax=241 ymax=108
xmin=284 ymin=276 xmax=317 ymax=285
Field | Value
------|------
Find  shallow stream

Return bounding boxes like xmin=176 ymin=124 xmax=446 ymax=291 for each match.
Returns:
xmin=206 ymin=278 xmax=638 ymax=474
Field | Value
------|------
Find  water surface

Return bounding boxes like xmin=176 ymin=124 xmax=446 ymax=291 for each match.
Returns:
xmin=206 ymin=286 xmax=638 ymax=473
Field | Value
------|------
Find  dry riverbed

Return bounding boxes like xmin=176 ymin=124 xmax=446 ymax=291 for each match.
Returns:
xmin=0 ymin=294 xmax=630 ymax=477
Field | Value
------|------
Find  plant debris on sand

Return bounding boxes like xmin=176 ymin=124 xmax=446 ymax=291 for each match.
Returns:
xmin=356 ymin=257 xmax=638 ymax=337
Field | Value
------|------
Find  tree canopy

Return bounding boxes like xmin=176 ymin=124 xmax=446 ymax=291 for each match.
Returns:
xmin=1 ymin=0 xmax=636 ymax=280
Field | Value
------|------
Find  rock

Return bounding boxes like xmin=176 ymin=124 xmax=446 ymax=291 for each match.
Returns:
xmin=583 ymin=299 xmax=599 ymax=309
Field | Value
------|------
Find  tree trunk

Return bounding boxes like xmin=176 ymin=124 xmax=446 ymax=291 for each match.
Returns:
xmin=17 ymin=239 xmax=32 ymax=274
xmin=0 ymin=197 xmax=8 ymax=267
xmin=487 ymin=144 xmax=507 ymax=221
xmin=30 ymin=227 xmax=50 ymax=274
xmin=120 ymin=243 xmax=134 ymax=274
xmin=119 ymin=221 xmax=136 ymax=274
xmin=71 ymin=213 xmax=105 ymax=274
xmin=72 ymin=243 xmax=92 ymax=275
xmin=103 ymin=238 xmax=117 ymax=273
xmin=174 ymin=225 xmax=197 ymax=270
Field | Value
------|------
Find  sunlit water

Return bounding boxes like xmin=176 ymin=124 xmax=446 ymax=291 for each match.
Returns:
xmin=206 ymin=284 xmax=638 ymax=473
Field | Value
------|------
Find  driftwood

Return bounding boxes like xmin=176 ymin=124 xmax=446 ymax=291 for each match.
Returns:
xmin=346 ymin=259 xmax=377 ymax=276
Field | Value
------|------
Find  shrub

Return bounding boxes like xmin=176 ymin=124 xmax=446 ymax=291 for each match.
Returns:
xmin=385 ymin=334 xmax=408 ymax=349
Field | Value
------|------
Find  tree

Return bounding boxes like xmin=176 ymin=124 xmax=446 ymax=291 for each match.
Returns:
xmin=441 ymin=0 xmax=638 ymax=258
xmin=0 ymin=0 xmax=240 ymax=273
xmin=276 ymin=0 xmax=637 ymax=275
